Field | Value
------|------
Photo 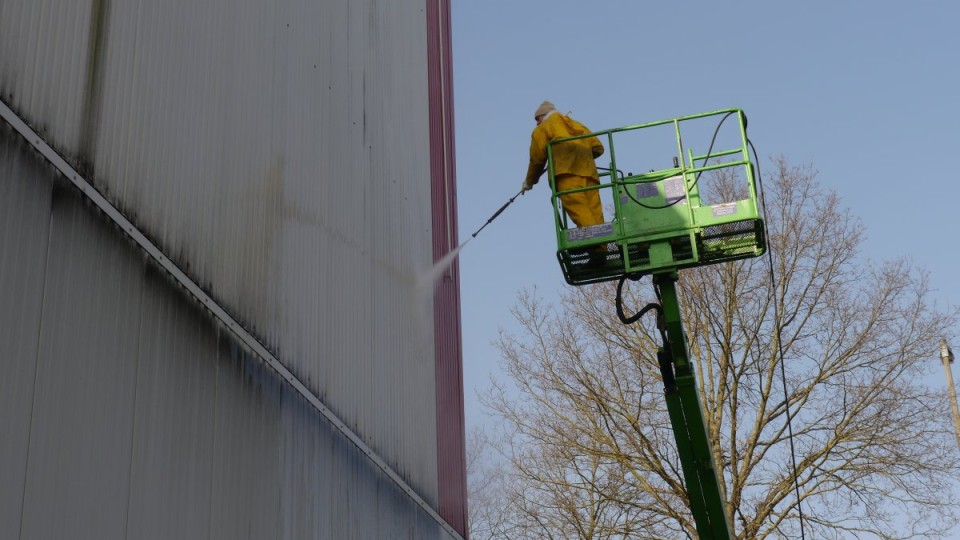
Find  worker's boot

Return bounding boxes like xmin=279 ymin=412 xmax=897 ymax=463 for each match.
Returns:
xmin=586 ymin=245 xmax=609 ymax=268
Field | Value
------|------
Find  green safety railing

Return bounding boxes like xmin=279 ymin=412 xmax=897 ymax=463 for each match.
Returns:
xmin=547 ymin=108 xmax=766 ymax=285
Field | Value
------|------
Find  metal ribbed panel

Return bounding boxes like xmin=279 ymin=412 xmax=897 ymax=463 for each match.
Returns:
xmin=0 ymin=0 xmax=448 ymax=510
xmin=0 ymin=122 xmax=461 ymax=538
xmin=126 ymin=269 xmax=219 ymax=540
xmin=20 ymin=184 xmax=143 ymax=540
xmin=210 ymin=341 xmax=284 ymax=538
xmin=0 ymin=0 xmax=97 ymax=153
xmin=0 ymin=124 xmax=52 ymax=540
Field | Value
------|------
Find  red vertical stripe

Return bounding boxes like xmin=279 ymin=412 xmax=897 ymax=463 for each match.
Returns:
xmin=426 ymin=0 xmax=467 ymax=537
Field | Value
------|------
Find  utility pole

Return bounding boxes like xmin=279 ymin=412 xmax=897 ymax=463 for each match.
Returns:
xmin=939 ymin=339 xmax=960 ymax=451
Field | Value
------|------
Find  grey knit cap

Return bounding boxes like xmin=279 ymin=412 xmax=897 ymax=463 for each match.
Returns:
xmin=534 ymin=100 xmax=556 ymax=119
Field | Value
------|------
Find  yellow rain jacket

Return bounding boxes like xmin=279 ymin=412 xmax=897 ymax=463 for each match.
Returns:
xmin=525 ymin=112 xmax=604 ymax=186
xmin=526 ymin=112 xmax=606 ymax=227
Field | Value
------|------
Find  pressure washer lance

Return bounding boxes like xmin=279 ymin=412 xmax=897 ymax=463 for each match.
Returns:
xmin=470 ymin=188 xmax=526 ymax=239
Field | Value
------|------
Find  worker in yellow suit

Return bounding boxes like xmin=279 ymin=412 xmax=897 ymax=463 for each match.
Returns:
xmin=522 ymin=100 xmax=605 ymax=228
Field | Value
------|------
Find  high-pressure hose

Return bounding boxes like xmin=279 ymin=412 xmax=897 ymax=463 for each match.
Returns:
xmin=615 ymin=274 xmax=674 ymax=392
xmin=615 ymin=275 xmax=669 ymax=344
xmin=615 ymin=275 xmax=661 ymax=326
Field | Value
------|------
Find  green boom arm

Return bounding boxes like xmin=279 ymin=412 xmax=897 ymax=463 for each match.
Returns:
xmin=654 ymin=272 xmax=732 ymax=538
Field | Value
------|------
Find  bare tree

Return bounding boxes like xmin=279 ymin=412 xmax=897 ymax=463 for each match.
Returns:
xmin=468 ymin=426 xmax=522 ymax=540
xmin=480 ymin=159 xmax=960 ymax=539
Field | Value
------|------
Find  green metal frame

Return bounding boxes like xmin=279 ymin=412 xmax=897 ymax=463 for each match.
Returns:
xmin=548 ymin=108 xmax=766 ymax=286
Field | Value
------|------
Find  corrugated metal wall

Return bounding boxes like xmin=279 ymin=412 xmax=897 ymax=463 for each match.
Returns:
xmin=0 ymin=0 xmax=465 ymax=537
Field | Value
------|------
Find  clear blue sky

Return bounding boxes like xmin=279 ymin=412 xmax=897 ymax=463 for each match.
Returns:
xmin=452 ymin=1 xmax=960 ymax=431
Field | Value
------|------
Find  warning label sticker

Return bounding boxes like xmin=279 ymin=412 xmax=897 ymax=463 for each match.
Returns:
xmin=711 ymin=203 xmax=738 ymax=217
xmin=663 ymin=176 xmax=686 ymax=205
xmin=567 ymin=222 xmax=613 ymax=241
xmin=635 ymin=182 xmax=658 ymax=198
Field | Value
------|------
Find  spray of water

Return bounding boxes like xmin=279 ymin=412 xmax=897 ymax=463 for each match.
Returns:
xmin=405 ymin=238 xmax=473 ymax=352
xmin=408 ymin=190 xmax=519 ymax=350
xmin=415 ymin=237 xmax=472 ymax=296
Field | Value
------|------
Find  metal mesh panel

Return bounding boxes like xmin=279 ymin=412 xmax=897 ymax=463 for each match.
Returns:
xmin=700 ymin=220 xmax=762 ymax=260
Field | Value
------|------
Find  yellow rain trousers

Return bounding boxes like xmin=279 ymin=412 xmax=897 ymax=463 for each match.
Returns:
xmin=554 ymin=174 xmax=604 ymax=227
xmin=525 ymin=112 xmax=605 ymax=227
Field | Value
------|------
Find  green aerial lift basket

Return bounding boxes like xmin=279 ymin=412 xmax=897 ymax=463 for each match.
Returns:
xmin=549 ymin=108 xmax=767 ymax=285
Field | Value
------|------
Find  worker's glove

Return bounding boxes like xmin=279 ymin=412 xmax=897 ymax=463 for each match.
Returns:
xmin=521 ymin=180 xmax=533 ymax=193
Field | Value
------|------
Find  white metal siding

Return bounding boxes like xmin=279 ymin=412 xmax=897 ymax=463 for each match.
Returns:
xmin=0 ymin=129 xmax=53 ymax=540
xmin=19 ymin=186 xmax=143 ymax=539
xmin=0 ymin=0 xmax=441 ymax=505
xmin=0 ymin=0 xmax=97 ymax=151
xmin=127 ymin=274 xmax=220 ymax=539
xmin=0 ymin=121 xmax=460 ymax=539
